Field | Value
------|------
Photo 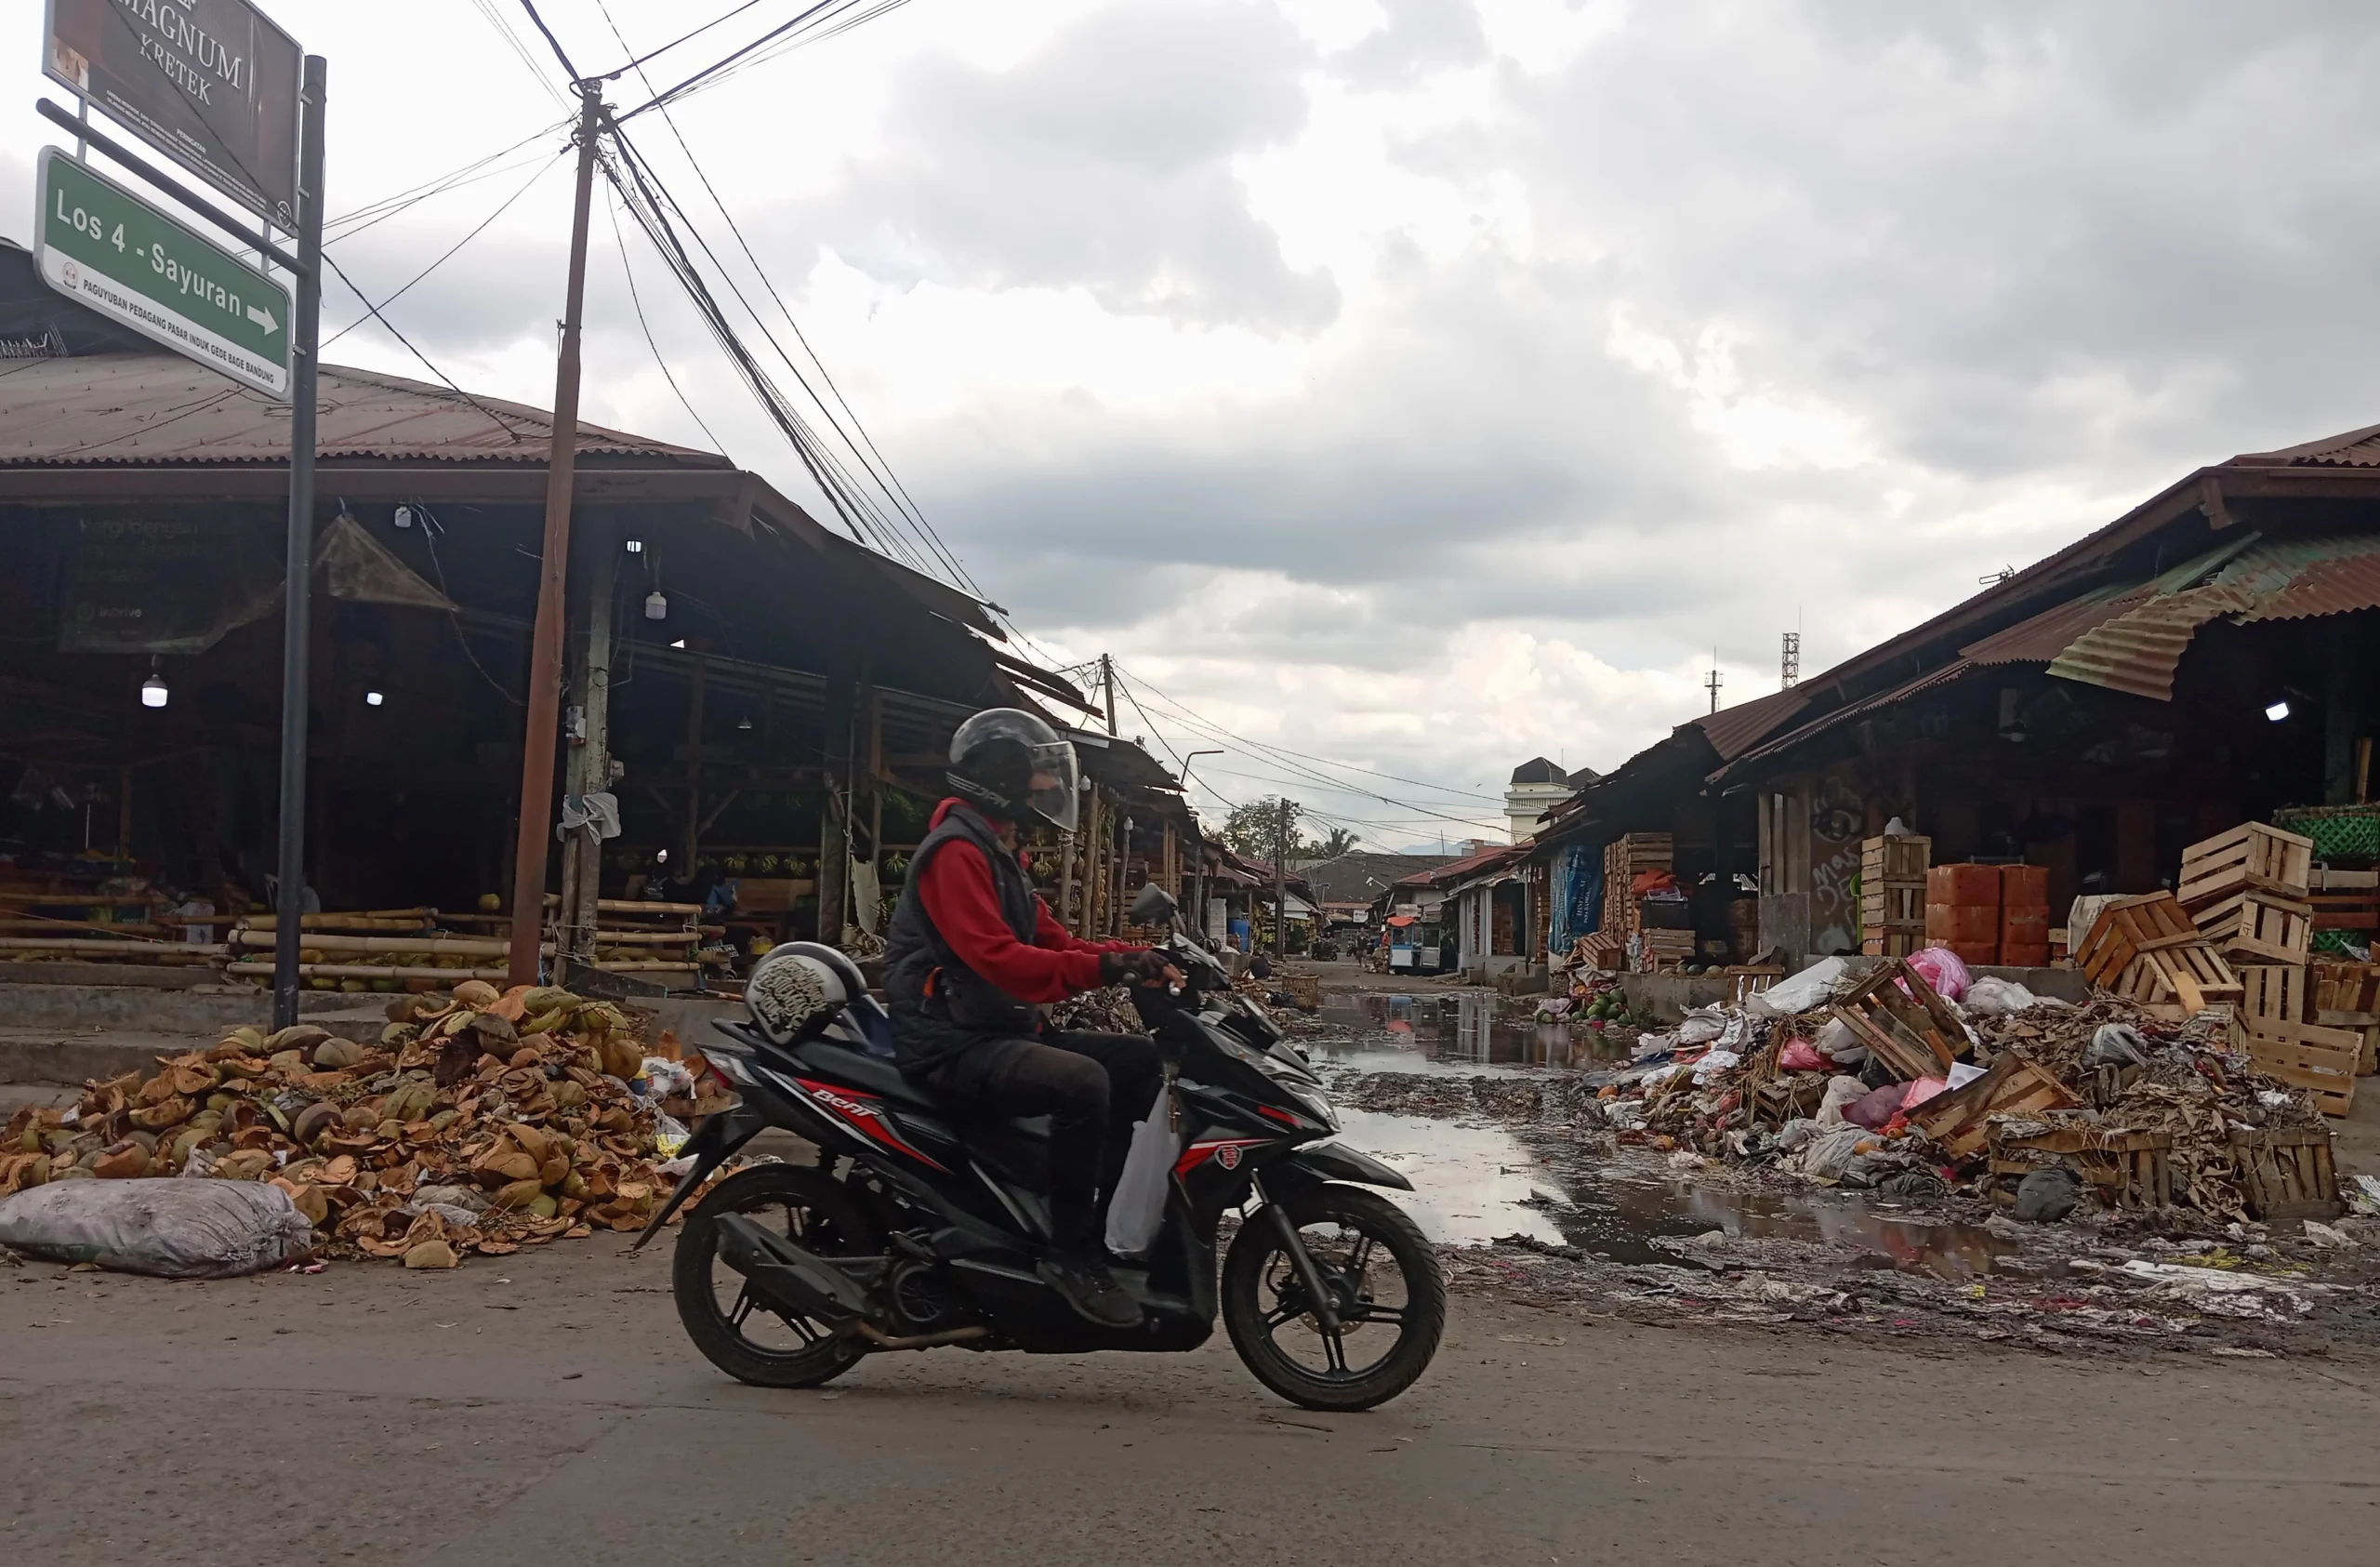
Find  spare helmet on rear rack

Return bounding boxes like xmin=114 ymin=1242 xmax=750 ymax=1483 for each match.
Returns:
xmin=746 ymin=942 xmax=867 ymax=1046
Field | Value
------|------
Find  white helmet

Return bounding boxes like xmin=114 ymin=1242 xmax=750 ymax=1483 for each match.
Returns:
xmin=747 ymin=942 xmax=861 ymax=1046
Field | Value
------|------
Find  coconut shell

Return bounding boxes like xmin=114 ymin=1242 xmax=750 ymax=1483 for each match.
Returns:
xmin=489 ymin=1177 xmax=546 ymax=1210
xmin=452 ymin=979 xmax=502 ymax=1009
xmin=267 ymin=1024 xmax=331 ymax=1054
xmin=128 ymin=1096 xmax=193 ymax=1132
xmin=312 ymin=1038 xmax=364 ymax=1069
xmin=91 ymin=1141 xmax=150 ymax=1179
xmin=403 ymin=1239 xmax=459 ymax=1269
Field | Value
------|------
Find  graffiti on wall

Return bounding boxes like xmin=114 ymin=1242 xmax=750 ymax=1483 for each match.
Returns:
xmin=1805 ymin=763 xmax=1914 ymax=955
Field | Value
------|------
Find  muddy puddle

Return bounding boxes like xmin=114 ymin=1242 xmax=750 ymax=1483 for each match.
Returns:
xmin=1308 ymin=990 xmax=1632 ymax=1073
xmin=1317 ymin=999 xmax=2012 ymax=1281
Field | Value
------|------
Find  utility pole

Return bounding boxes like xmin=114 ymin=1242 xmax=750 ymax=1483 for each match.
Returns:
xmin=1273 ymin=797 xmax=1291 ymax=960
xmin=1706 ymin=653 xmax=1724 ymax=714
xmin=1100 ymin=653 xmax=1117 ymax=736
xmin=271 ymin=56 xmax=329 ymax=1029
xmin=508 ymin=85 xmax=606 ymax=987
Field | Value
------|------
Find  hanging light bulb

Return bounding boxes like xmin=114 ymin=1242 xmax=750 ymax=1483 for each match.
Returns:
xmin=624 ymin=538 xmax=644 ymax=553
xmin=393 ymin=505 xmax=416 ymax=530
xmin=365 ymin=690 xmax=386 ymax=708
xmin=139 ymin=658 xmax=168 ymax=710
xmin=2267 ymin=699 xmax=2291 ymax=723
xmin=668 ymin=638 xmax=686 ymax=650
xmin=644 ymin=590 xmax=668 ymax=620
xmin=737 ymin=715 xmax=754 ymax=731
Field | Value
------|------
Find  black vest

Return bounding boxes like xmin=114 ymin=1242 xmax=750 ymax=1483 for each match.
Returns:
xmin=885 ymin=803 xmax=1045 ymax=1077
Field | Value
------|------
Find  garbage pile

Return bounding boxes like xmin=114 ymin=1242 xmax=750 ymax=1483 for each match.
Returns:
xmin=0 ymin=981 xmax=694 ymax=1268
xmin=1574 ymin=949 xmax=2333 ymax=1225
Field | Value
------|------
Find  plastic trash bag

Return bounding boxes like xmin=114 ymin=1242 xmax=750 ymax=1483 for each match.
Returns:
xmin=1104 ymin=1084 xmax=1177 ymax=1259
xmin=1905 ymin=945 xmax=1972 ymax=1002
xmin=0 ymin=1178 xmax=315 ymax=1279
xmin=1675 ymin=1008 xmax=1728 ymax=1046
xmin=1817 ymin=1074 xmax=1869 ymax=1124
xmin=1778 ymin=1038 xmax=1829 ymax=1072
xmin=2084 ymin=1024 xmax=2149 ymax=1068
xmin=1747 ymin=958 xmax=1850 ymax=1017
xmin=1900 ymin=1076 xmax=1950 ymax=1111
xmin=1843 ymin=1082 xmax=1909 ymax=1130
xmin=1964 ymin=976 xmax=2051 ymax=1016
xmin=1796 ymin=1123 xmax=1874 ymax=1181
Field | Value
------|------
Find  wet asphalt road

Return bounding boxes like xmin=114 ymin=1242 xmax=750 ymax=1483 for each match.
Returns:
xmin=6 ymin=1239 xmax=2377 ymax=1567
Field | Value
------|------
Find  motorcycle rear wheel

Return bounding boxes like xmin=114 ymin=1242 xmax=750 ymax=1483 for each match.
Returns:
xmin=673 ymin=1163 xmax=879 ymax=1388
xmin=1222 ymin=1184 xmax=1445 ymax=1412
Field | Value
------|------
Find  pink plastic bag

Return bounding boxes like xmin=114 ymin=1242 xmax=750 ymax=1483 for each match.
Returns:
xmin=1843 ymin=1082 xmax=1907 ymax=1130
xmin=1900 ymin=1076 xmax=1950 ymax=1110
xmin=1778 ymin=1039 xmax=1829 ymax=1072
xmin=1905 ymin=945 xmax=1972 ymax=1002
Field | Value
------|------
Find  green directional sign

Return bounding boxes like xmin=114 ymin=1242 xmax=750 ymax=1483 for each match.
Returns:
xmin=36 ymin=146 xmax=290 ymax=398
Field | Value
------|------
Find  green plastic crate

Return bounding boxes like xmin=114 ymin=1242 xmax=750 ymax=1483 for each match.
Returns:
xmin=2273 ymin=805 xmax=2380 ymax=865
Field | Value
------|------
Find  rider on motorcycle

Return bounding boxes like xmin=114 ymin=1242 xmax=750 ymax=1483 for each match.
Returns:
xmin=883 ymin=708 xmax=1175 ymax=1329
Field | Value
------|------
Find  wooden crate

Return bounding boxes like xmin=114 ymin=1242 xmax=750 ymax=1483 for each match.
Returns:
xmin=2239 ymin=964 xmax=2304 ymax=1029
xmin=2075 ymin=892 xmax=2242 ymax=1019
xmin=2243 ymin=1020 xmax=2360 ymax=1116
xmin=2228 ymin=1127 xmax=2341 ymax=1222
xmin=2307 ymin=869 xmax=2380 ymax=933
xmin=2190 ymin=888 xmax=2312 ymax=964
xmin=2309 ymin=960 xmax=2380 ymax=1016
xmin=1831 ymin=959 xmax=1964 ymax=1081
xmin=1861 ymin=834 xmax=1931 ymax=884
xmin=1726 ymin=965 xmax=1785 ymax=1005
xmin=1860 ymin=882 xmax=1924 ymax=957
xmin=1989 ymin=1124 xmax=2172 ymax=1210
xmin=1908 ymin=1055 xmax=2079 ymax=1160
xmin=2176 ymin=821 xmax=2313 ymax=909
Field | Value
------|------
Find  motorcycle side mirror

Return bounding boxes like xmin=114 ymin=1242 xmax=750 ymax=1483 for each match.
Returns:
xmin=1130 ymin=883 xmax=1178 ymax=926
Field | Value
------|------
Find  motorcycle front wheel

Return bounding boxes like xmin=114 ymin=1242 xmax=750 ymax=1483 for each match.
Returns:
xmin=1222 ymin=1184 xmax=1445 ymax=1412
xmin=673 ymin=1163 xmax=879 ymax=1388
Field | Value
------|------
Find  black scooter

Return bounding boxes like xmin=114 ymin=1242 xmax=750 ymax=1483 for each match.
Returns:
xmin=634 ymin=885 xmax=1444 ymax=1411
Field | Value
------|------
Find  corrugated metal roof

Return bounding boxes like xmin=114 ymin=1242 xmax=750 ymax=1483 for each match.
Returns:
xmin=2039 ymin=533 xmax=2380 ymax=699
xmin=1719 ymin=661 xmax=1977 ymax=775
xmin=0 ymin=353 xmax=726 ymax=468
xmin=1960 ymin=584 xmax=2148 ymax=664
xmin=2234 ymin=420 xmax=2380 ymax=469
xmin=1695 ymin=685 xmax=1811 ymax=763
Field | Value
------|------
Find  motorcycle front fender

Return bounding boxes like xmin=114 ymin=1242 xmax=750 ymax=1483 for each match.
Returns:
xmin=628 ymin=1102 xmax=767 ymax=1250
xmin=1275 ymin=1140 xmax=1414 ymax=1193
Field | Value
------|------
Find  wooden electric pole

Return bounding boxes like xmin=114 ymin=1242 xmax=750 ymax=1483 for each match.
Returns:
xmin=1273 ymin=797 xmax=1291 ymax=960
xmin=1101 ymin=653 xmax=1117 ymax=736
xmin=508 ymin=85 xmax=606 ymax=987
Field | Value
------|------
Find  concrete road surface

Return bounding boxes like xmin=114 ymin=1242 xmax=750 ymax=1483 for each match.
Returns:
xmin=4 ymin=1241 xmax=2376 ymax=1566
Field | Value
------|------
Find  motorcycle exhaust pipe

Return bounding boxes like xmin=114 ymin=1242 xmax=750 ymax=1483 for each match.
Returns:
xmin=712 ymin=1214 xmax=877 ymax=1325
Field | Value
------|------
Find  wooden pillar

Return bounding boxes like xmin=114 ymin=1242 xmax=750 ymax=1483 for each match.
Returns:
xmin=562 ymin=523 xmax=619 ymax=963
xmin=817 ymin=667 xmax=854 ymax=943
xmin=1057 ymin=829 xmax=1078 ymax=936
xmin=681 ymin=655 xmax=706 ymax=870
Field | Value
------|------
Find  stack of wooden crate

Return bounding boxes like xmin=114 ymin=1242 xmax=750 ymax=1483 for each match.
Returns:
xmin=2174 ymin=821 xmax=2357 ymax=1114
xmin=1858 ymin=834 xmax=1928 ymax=957
xmin=1600 ymin=832 xmax=1674 ymax=972
xmin=2178 ymin=821 xmax=2314 ymax=965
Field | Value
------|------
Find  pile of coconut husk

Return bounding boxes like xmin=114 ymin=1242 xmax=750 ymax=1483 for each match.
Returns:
xmin=1 ymin=980 xmax=691 ymax=1267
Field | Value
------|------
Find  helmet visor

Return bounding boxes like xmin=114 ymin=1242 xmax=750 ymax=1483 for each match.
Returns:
xmin=1025 ymin=739 xmax=1080 ymax=835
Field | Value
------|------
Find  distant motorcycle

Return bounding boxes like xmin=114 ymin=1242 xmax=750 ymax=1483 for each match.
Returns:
xmin=636 ymin=884 xmax=1444 ymax=1411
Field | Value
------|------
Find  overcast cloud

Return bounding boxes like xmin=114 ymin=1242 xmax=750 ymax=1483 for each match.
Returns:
xmin=7 ymin=1 xmax=2378 ymax=845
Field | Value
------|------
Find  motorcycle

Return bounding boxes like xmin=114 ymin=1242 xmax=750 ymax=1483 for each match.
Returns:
xmin=634 ymin=884 xmax=1444 ymax=1411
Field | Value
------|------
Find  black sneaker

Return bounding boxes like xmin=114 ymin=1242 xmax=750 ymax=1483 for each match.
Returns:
xmin=1038 ymin=1250 xmax=1144 ymax=1328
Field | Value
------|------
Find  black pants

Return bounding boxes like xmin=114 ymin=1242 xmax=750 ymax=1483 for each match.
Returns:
xmin=923 ymin=1030 xmax=1164 ymax=1251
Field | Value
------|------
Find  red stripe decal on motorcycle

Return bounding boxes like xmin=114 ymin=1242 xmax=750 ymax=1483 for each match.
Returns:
xmin=792 ymin=1078 xmax=949 ymax=1172
xmin=1174 ymin=1137 xmax=1272 ymax=1178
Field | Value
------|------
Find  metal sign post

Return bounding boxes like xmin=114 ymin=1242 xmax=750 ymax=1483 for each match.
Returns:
xmin=32 ymin=0 xmax=321 ymax=1027
xmin=270 ymin=53 xmax=325 ymax=1029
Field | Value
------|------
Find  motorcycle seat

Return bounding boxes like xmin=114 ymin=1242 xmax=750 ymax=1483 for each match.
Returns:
xmin=779 ymin=1040 xmax=1054 ymax=1146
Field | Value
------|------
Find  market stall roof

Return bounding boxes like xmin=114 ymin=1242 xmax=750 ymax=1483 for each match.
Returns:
xmin=1703 ymin=414 xmax=2380 ymax=781
xmin=1383 ymin=914 xmax=1417 ymax=927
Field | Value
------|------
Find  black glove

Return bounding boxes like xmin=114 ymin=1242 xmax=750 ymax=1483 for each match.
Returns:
xmin=1101 ymin=949 xmax=1170 ymax=987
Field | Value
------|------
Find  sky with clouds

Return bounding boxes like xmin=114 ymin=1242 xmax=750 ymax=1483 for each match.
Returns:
xmin=8 ymin=1 xmax=2379 ymax=848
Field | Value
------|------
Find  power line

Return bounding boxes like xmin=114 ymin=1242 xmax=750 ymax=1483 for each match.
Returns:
xmin=595 ymin=0 xmax=770 ymax=81
xmin=603 ymin=184 xmax=727 ymax=453
xmin=1113 ymin=663 xmax=1507 ymax=814
xmin=323 ymin=149 xmax=566 ymax=347
xmin=319 ymin=252 xmax=536 ymax=442
xmin=615 ymin=1 xmax=843 ymax=119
